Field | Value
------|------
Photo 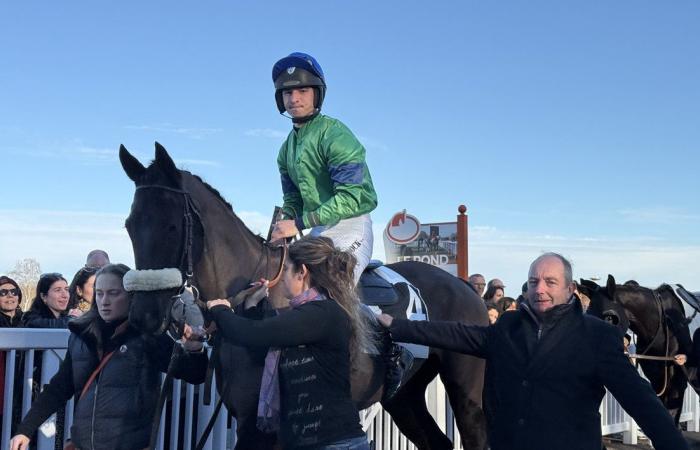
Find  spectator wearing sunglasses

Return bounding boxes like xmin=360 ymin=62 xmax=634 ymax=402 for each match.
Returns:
xmin=23 ymin=273 xmax=81 ymax=329
xmin=68 ymin=266 xmax=97 ymax=313
xmin=0 ymin=276 xmax=23 ymax=328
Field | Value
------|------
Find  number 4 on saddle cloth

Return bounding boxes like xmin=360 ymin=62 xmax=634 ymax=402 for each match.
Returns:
xmin=359 ymin=261 xmax=429 ymax=360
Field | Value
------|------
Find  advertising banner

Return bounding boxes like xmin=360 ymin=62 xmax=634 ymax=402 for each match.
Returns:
xmin=383 ymin=210 xmax=458 ymax=276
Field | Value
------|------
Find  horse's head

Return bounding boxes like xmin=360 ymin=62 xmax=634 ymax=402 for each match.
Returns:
xmin=119 ymin=142 xmax=204 ymax=334
xmin=582 ymin=275 xmax=630 ymax=333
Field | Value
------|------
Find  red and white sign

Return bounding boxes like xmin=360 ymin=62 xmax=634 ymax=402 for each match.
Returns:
xmin=385 ymin=210 xmax=421 ymax=245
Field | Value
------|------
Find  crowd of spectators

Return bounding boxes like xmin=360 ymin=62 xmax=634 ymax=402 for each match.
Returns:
xmin=0 ymin=250 xmax=110 ymax=443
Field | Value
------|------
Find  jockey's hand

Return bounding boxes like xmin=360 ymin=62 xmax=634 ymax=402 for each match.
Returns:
xmin=376 ymin=313 xmax=393 ymax=328
xmin=674 ymin=354 xmax=687 ymax=366
xmin=207 ymin=299 xmax=231 ymax=309
xmin=181 ymin=324 xmax=205 ymax=352
xmin=10 ymin=434 xmax=31 ymax=450
xmin=271 ymin=219 xmax=299 ymax=242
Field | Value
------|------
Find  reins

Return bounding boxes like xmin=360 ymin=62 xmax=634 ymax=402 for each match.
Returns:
xmin=629 ymin=288 xmax=673 ymax=397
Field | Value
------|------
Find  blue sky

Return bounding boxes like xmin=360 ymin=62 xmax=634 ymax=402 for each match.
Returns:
xmin=1 ymin=1 xmax=698 ymax=293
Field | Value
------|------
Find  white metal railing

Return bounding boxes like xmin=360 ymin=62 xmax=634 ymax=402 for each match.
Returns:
xmin=3 ymin=329 xmax=699 ymax=449
xmin=0 ymin=328 xmax=234 ymax=450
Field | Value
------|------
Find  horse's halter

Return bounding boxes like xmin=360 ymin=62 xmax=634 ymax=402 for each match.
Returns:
xmin=124 ymin=184 xmax=201 ymax=335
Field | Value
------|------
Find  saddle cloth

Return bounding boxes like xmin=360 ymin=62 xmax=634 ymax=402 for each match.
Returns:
xmin=670 ymin=284 xmax=700 ymax=314
xmin=359 ymin=262 xmax=429 ymax=359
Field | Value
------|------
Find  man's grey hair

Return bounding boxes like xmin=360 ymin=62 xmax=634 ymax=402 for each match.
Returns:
xmin=469 ymin=273 xmax=485 ymax=280
xmin=530 ymin=252 xmax=573 ymax=284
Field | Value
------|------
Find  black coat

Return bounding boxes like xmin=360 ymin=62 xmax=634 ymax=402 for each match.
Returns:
xmin=0 ymin=309 xmax=23 ymax=327
xmin=17 ymin=320 xmax=207 ymax=450
xmin=390 ymin=298 xmax=688 ymax=450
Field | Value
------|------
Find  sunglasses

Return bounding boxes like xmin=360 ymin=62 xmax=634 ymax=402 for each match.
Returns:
xmin=0 ymin=288 xmax=20 ymax=297
xmin=81 ymin=266 xmax=99 ymax=274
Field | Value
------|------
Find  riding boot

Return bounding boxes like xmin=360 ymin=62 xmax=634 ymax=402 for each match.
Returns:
xmin=381 ymin=329 xmax=414 ymax=402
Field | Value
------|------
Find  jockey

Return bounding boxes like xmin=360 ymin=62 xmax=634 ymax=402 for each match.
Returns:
xmin=270 ymin=52 xmax=377 ymax=284
xmin=269 ymin=52 xmax=409 ymax=400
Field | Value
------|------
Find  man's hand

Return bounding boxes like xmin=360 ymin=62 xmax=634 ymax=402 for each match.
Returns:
xmin=271 ymin=219 xmax=299 ymax=242
xmin=376 ymin=313 xmax=393 ymax=328
xmin=674 ymin=354 xmax=687 ymax=366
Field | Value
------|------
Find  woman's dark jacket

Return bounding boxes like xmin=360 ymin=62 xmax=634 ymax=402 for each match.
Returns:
xmin=0 ymin=309 xmax=23 ymax=327
xmin=16 ymin=319 xmax=207 ymax=450
xmin=22 ymin=308 xmax=70 ymax=329
xmin=390 ymin=298 xmax=688 ymax=450
xmin=211 ymin=299 xmax=365 ymax=449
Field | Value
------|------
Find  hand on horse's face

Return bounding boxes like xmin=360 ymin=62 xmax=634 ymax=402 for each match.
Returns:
xmin=377 ymin=313 xmax=393 ymax=328
xmin=207 ymin=299 xmax=231 ymax=309
xmin=181 ymin=324 xmax=205 ymax=352
xmin=271 ymin=219 xmax=299 ymax=242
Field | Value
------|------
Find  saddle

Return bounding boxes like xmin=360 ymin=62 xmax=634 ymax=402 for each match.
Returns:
xmin=358 ymin=261 xmax=429 ymax=359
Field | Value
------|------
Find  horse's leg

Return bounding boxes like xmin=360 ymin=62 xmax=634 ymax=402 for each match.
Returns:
xmin=383 ymin=355 xmax=453 ymax=450
xmin=662 ymin=367 xmax=687 ymax=426
xmin=438 ymin=352 xmax=488 ymax=449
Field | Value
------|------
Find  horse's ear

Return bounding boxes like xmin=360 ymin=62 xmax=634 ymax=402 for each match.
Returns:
xmin=606 ymin=274 xmax=617 ymax=299
xmin=154 ymin=142 xmax=181 ymax=184
xmin=119 ymin=144 xmax=146 ymax=183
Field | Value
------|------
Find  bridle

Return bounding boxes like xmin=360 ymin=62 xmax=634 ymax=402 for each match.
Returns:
xmin=127 ymin=183 xmax=286 ymax=329
xmin=626 ymin=288 xmax=674 ymax=397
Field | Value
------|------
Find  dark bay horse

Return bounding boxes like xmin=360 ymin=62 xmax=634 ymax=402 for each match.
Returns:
xmin=119 ymin=143 xmax=488 ymax=450
xmin=581 ymin=275 xmax=693 ymax=424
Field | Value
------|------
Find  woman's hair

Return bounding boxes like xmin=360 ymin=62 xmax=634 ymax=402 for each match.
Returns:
xmin=68 ymin=265 xmax=99 ymax=309
xmin=72 ymin=264 xmax=132 ymax=348
xmin=288 ymin=236 xmax=372 ymax=360
xmin=0 ymin=275 xmax=22 ymax=305
xmin=27 ymin=273 xmax=68 ymax=317
xmin=483 ymin=285 xmax=504 ymax=302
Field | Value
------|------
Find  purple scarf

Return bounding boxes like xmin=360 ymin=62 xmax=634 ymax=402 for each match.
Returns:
xmin=256 ymin=287 xmax=326 ymax=432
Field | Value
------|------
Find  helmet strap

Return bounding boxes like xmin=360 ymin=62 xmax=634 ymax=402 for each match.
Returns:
xmin=281 ymin=108 xmax=321 ymax=125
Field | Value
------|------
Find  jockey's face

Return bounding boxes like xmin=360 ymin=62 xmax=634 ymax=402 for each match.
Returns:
xmin=95 ymin=273 xmax=131 ymax=322
xmin=282 ymin=87 xmax=315 ymax=119
xmin=527 ymin=256 xmax=575 ymax=315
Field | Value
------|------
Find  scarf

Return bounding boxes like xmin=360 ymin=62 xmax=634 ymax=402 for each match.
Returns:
xmin=256 ymin=287 xmax=326 ymax=432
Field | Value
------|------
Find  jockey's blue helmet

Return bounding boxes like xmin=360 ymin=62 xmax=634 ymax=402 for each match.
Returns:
xmin=272 ymin=52 xmax=326 ymax=115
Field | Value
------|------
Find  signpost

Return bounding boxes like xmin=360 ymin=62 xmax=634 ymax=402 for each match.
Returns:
xmin=383 ymin=206 xmax=469 ymax=278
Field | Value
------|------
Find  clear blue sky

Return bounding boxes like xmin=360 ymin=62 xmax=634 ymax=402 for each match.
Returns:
xmin=1 ymin=1 xmax=698 ymax=292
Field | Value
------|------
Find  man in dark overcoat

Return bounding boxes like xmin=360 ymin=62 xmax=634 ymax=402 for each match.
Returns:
xmin=378 ymin=252 xmax=688 ymax=450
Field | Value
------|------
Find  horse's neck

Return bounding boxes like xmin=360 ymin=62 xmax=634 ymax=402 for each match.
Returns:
xmin=619 ymin=288 xmax=661 ymax=342
xmin=191 ymin=186 xmax=270 ymax=300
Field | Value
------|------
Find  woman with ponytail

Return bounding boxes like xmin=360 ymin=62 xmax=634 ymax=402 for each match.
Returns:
xmin=208 ymin=236 xmax=371 ymax=450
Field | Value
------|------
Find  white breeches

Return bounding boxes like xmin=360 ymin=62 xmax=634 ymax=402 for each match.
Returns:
xmin=309 ymin=214 xmax=373 ymax=285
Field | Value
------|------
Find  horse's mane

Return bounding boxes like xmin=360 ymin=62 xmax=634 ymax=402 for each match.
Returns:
xmin=188 ymin=172 xmax=234 ymax=212
xmin=183 ymin=171 xmax=266 ymax=243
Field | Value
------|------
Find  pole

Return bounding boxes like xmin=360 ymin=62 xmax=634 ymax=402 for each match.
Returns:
xmin=457 ymin=205 xmax=468 ymax=280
